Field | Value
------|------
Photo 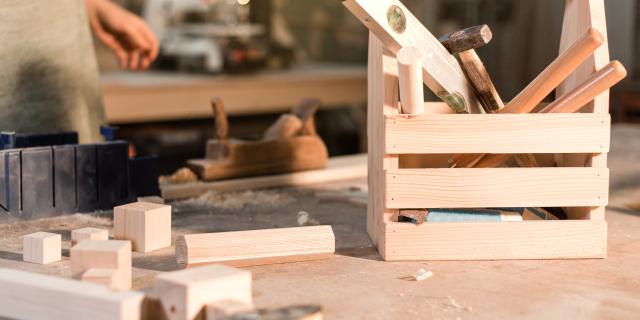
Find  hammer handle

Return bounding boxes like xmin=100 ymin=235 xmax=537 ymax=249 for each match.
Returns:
xmin=472 ymin=60 xmax=626 ymax=168
xmin=502 ymin=28 xmax=604 ymax=114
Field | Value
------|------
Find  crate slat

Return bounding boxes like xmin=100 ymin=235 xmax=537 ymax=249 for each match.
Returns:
xmin=385 ymin=113 xmax=610 ymax=154
xmin=382 ymin=220 xmax=607 ymax=260
xmin=385 ymin=168 xmax=608 ymax=208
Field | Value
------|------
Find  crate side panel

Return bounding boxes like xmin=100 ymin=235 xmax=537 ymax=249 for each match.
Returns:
xmin=386 ymin=113 xmax=610 ymax=154
xmin=385 ymin=168 xmax=608 ymax=208
xmin=383 ymin=220 xmax=607 ymax=260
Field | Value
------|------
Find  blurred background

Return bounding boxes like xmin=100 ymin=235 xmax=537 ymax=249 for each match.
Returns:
xmin=97 ymin=0 xmax=639 ymax=174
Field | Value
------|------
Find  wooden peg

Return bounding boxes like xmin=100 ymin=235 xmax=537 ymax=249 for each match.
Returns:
xmin=211 ymin=97 xmax=229 ymax=141
xmin=397 ymin=47 xmax=425 ymax=114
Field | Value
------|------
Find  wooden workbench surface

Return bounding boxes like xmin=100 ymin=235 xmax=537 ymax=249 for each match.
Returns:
xmin=1 ymin=125 xmax=639 ymax=319
xmin=101 ymin=64 xmax=366 ymax=124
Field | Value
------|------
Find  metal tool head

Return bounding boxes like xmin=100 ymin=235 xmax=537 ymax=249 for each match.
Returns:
xmin=439 ymin=24 xmax=493 ymax=54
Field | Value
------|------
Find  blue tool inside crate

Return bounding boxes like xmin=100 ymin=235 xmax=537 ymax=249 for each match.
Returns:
xmin=0 ymin=128 xmax=159 ymax=219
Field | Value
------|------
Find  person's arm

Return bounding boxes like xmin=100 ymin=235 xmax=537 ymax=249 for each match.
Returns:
xmin=85 ymin=0 xmax=159 ymax=70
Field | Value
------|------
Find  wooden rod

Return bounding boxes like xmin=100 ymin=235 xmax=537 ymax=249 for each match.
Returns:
xmin=397 ymin=47 xmax=425 ymax=114
xmin=473 ymin=60 xmax=626 ymax=168
xmin=502 ymin=28 xmax=604 ymax=113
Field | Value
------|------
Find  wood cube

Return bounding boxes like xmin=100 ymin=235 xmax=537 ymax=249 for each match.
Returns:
xmin=71 ymin=227 xmax=109 ymax=246
xmin=114 ymin=202 xmax=171 ymax=253
xmin=23 ymin=232 xmax=61 ymax=264
xmin=152 ymin=265 xmax=252 ymax=320
xmin=71 ymin=240 xmax=132 ymax=290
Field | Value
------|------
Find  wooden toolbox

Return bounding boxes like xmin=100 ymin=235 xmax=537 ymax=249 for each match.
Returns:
xmin=353 ymin=0 xmax=611 ymax=260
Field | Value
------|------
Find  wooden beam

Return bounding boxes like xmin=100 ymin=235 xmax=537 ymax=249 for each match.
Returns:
xmin=385 ymin=168 xmax=608 ymax=208
xmin=175 ymin=226 xmax=335 ymax=269
xmin=161 ymin=154 xmax=367 ymax=200
xmin=385 ymin=113 xmax=610 ymax=154
xmin=0 ymin=268 xmax=144 ymax=320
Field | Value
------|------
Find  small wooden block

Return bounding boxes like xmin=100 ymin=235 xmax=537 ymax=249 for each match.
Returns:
xmin=71 ymin=240 xmax=132 ymax=291
xmin=152 ymin=265 xmax=252 ymax=320
xmin=206 ymin=300 xmax=253 ymax=320
xmin=71 ymin=227 xmax=109 ymax=246
xmin=114 ymin=201 xmax=172 ymax=253
xmin=23 ymin=232 xmax=61 ymax=264
xmin=81 ymin=268 xmax=118 ymax=288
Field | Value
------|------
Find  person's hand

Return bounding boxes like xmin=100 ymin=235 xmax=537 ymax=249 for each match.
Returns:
xmin=85 ymin=0 xmax=159 ymax=70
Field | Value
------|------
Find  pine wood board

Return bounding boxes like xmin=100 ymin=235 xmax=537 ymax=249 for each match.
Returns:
xmin=381 ymin=220 xmax=607 ymax=260
xmin=385 ymin=113 xmax=610 ymax=154
xmin=385 ymin=168 xmax=609 ymax=208
xmin=161 ymin=154 xmax=367 ymax=200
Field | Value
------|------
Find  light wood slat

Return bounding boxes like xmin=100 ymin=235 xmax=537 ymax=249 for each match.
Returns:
xmin=382 ymin=220 xmax=607 ymax=260
xmin=385 ymin=168 xmax=608 ymax=208
xmin=385 ymin=113 xmax=610 ymax=154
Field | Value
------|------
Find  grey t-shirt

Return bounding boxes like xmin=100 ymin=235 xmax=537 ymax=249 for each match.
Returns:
xmin=0 ymin=0 xmax=105 ymax=143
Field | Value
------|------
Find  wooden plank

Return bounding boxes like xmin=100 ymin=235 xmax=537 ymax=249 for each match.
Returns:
xmin=175 ymin=226 xmax=335 ymax=269
xmin=343 ymin=0 xmax=481 ymax=113
xmin=161 ymin=154 xmax=367 ymax=200
xmin=556 ymin=0 xmax=610 ymax=221
xmin=381 ymin=220 xmax=607 ymax=260
xmin=101 ymin=67 xmax=367 ymax=124
xmin=385 ymin=168 xmax=608 ymax=208
xmin=385 ymin=113 xmax=610 ymax=154
xmin=0 ymin=268 xmax=144 ymax=320
xmin=366 ymin=34 xmax=401 ymax=247
xmin=152 ymin=265 xmax=252 ymax=320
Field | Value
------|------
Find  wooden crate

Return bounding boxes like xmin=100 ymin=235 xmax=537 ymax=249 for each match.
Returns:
xmin=364 ymin=0 xmax=610 ymax=260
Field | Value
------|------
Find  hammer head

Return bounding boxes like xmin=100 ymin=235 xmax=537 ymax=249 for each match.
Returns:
xmin=439 ymin=24 xmax=493 ymax=54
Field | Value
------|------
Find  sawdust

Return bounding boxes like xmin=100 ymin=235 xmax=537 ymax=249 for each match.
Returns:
xmin=297 ymin=211 xmax=319 ymax=226
xmin=177 ymin=190 xmax=295 ymax=210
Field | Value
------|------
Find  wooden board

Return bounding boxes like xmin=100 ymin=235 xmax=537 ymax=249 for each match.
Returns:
xmin=381 ymin=220 xmax=607 ymax=260
xmin=0 ymin=268 xmax=144 ymax=320
xmin=343 ymin=0 xmax=481 ymax=113
xmin=556 ymin=0 xmax=610 ymax=221
xmin=161 ymin=154 xmax=367 ymax=200
xmin=175 ymin=226 xmax=335 ymax=269
xmin=385 ymin=113 xmax=610 ymax=154
xmin=385 ymin=168 xmax=608 ymax=208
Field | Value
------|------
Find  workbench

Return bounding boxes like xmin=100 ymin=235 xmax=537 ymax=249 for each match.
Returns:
xmin=0 ymin=125 xmax=638 ymax=319
xmin=100 ymin=64 xmax=366 ymax=124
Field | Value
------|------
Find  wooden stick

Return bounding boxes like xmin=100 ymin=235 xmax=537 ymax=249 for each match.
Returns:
xmin=502 ymin=28 xmax=604 ymax=113
xmin=397 ymin=47 xmax=425 ymax=114
xmin=539 ymin=60 xmax=626 ymax=113
xmin=439 ymin=24 xmax=492 ymax=53
xmin=175 ymin=226 xmax=335 ymax=269
xmin=458 ymin=50 xmax=504 ymax=112
xmin=473 ymin=60 xmax=626 ymax=168
xmin=451 ymin=28 xmax=604 ymax=168
xmin=211 ymin=97 xmax=229 ymax=141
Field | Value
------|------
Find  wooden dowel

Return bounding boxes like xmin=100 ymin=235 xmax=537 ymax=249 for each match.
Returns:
xmin=397 ymin=47 xmax=425 ymax=114
xmin=502 ymin=28 xmax=604 ymax=113
xmin=175 ymin=226 xmax=335 ymax=269
xmin=539 ymin=60 xmax=626 ymax=113
xmin=473 ymin=61 xmax=626 ymax=169
xmin=451 ymin=28 xmax=604 ymax=168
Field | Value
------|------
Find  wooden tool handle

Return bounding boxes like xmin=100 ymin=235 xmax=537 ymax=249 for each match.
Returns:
xmin=502 ymin=28 xmax=604 ymax=114
xmin=473 ymin=60 xmax=626 ymax=169
xmin=539 ymin=60 xmax=626 ymax=113
xmin=211 ymin=97 xmax=229 ymax=141
xmin=397 ymin=47 xmax=425 ymax=114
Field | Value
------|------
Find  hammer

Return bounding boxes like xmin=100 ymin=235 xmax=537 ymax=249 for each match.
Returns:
xmin=440 ymin=25 xmax=503 ymax=113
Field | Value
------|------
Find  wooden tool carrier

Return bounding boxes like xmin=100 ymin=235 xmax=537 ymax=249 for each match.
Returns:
xmin=344 ymin=0 xmax=616 ymax=260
